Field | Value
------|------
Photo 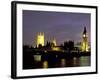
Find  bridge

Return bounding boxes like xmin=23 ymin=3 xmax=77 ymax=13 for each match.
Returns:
xmin=31 ymin=48 xmax=90 ymax=61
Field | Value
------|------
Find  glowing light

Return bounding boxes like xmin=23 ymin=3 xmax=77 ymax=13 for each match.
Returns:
xmin=52 ymin=39 xmax=57 ymax=46
xmin=83 ymin=34 xmax=86 ymax=37
xmin=37 ymin=32 xmax=44 ymax=47
xmin=34 ymin=55 xmax=41 ymax=61
xmin=43 ymin=61 xmax=48 ymax=68
xmin=81 ymin=41 xmax=89 ymax=52
xmin=52 ymin=47 xmax=60 ymax=51
xmin=44 ymin=50 xmax=47 ymax=53
xmin=83 ymin=34 xmax=87 ymax=38
xmin=73 ymin=57 xmax=77 ymax=65
xmin=61 ymin=59 xmax=66 ymax=67
xmin=56 ymin=55 xmax=58 ymax=58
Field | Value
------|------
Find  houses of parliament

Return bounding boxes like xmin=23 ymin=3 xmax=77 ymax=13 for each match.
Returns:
xmin=36 ymin=27 xmax=89 ymax=52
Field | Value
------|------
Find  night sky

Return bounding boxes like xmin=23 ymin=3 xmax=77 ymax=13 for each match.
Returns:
xmin=23 ymin=10 xmax=90 ymax=46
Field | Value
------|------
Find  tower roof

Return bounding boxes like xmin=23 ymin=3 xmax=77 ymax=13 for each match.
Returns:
xmin=83 ymin=26 xmax=87 ymax=34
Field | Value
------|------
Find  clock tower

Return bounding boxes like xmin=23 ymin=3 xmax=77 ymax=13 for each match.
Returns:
xmin=81 ymin=27 xmax=89 ymax=52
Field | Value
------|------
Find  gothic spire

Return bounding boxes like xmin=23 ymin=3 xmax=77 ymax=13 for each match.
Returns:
xmin=83 ymin=26 xmax=87 ymax=34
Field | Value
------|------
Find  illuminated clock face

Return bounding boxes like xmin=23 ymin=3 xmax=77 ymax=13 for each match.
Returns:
xmin=83 ymin=34 xmax=86 ymax=37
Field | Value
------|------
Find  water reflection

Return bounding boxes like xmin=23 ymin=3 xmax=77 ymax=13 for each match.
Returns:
xmin=73 ymin=57 xmax=80 ymax=66
xmin=43 ymin=61 xmax=48 ymax=68
xmin=80 ymin=56 xmax=91 ymax=66
xmin=33 ymin=56 xmax=90 ymax=69
xmin=60 ymin=59 xmax=66 ymax=67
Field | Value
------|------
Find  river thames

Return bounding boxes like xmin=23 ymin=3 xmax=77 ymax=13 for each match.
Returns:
xmin=29 ymin=56 xmax=91 ymax=69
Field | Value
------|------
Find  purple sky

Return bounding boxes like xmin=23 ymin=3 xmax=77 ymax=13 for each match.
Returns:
xmin=23 ymin=10 xmax=90 ymax=46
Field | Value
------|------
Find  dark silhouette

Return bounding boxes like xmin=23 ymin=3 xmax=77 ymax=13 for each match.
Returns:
xmin=45 ymin=41 xmax=51 ymax=47
xmin=64 ymin=40 xmax=74 ymax=50
xmin=38 ymin=44 xmax=43 ymax=48
xmin=23 ymin=45 xmax=34 ymax=69
xmin=68 ymin=40 xmax=74 ymax=50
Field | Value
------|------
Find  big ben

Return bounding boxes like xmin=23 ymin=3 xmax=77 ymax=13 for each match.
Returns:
xmin=81 ymin=27 xmax=89 ymax=52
